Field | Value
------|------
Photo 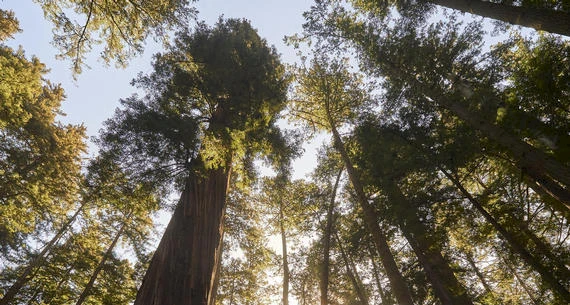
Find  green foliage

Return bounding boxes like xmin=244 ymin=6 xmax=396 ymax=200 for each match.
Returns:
xmin=32 ymin=0 xmax=196 ymax=75
xmin=0 ymin=20 xmax=86 ymax=252
xmin=98 ymin=18 xmax=295 ymax=194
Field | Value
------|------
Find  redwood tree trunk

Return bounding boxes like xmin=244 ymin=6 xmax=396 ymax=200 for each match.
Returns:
xmin=382 ymin=180 xmax=474 ymax=305
xmin=429 ymin=0 xmax=570 ymax=37
xmin=134 ymin=166 xmax=231 ymax=305
xmin=327 ymin=122 xmax=415 ymax=305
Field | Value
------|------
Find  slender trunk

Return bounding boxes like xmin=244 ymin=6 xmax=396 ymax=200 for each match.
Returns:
xmin=440 ymin=167 xmax=570 ymax=302
xmin=498 ymin=252 xmax=541 ymax=305
xmin=75 ymin=222 xmax=126 ymax=305
xmin=326 ymin=121 xmax=415 ymax=305
xmin=429 ymin=0 xmax=570 ymax=37
xmin=335 ymin=232 xmax=369 ymax=305
xmin=367 ymin=241 xmax=392 ymax=305
xmin=523 ymin=175 xmax=570 ymax=219
xmin=440 ymin=95 xmax=570 ymax=202
xmin=464 ymin=254 xmax=498 ymax=301
xmin=381 ymin=180 xmax=474 ymax=305
xmin=279 ymin=200 xmax=289 ymax=305
xmin=0 ymin=203 xmax=85 ymax=305
xmin=134 ymin=164 xmax=231 ymax=305
xmin=320 ymin=168 xmax=342 ymax=305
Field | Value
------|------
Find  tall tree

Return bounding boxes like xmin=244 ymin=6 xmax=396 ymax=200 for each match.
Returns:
xmin=98 ymin=19 xmax=293 ymax=305
xmin=0 ymin=7 xmax=85 ymax=263
xmin=290 ymin=56 xmax=416 ymax=305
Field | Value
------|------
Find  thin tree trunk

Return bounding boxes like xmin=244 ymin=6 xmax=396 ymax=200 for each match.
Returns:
xmin=464 ymin=254 xmax=498 ymax=302
xmin=498 ymin=251 xmax=541 ymax=305
xmin=75 ymin=221 xmax=126 ymax=305
xmin=335 ymin=232 xmax=369 ymax=305
xmin=438 ymin=92 xmax=570 ymax=207
xmin=325 ymin=114 xmax=415 ymax=305
xmin=134 ymin=164 xmax=231 ymax=305
xmin=320 ymin=168 xmax=342 ymax=305
xmin=381 ymin=180 xmax=474 ymax=305
xmin=279 ymin=199 xmax=290 ymax=305
xmin=440 ymin=167 xmax=570 ymax=302
xmin=429 ymin=0 xmax=570 ymax=37
xmin=0 ymin=203 xmax=85 ymax=305
xmin=367 ymin=241 xmax=392 ymax=305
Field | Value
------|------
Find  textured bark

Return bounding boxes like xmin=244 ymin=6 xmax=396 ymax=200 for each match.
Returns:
xmin=382 ymin=180 xmax=474 ymax=305
xmin=75 ymin=222 xmax=126 ymax=305
xmin=320 ymin=168 xmax=342 ymax=305
xmin=429 ymin=0 xmax=570 ymax=37
xmin=441 ymin=167 xmax=570 ymax=302
xmin=328 ymin=124 xmax=415 ymax=305
xmin=134 ymin=166 xmax=231 ymax=305
xmin=0 ymin=203 xmax=85 ymax=305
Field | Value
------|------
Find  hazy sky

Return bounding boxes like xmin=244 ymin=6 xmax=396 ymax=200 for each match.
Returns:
xmin=4 ymin=0 xmax=321 ymax=178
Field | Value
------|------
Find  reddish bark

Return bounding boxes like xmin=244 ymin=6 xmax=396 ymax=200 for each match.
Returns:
xmin=134 ymin=166 xmax=231 ymax=305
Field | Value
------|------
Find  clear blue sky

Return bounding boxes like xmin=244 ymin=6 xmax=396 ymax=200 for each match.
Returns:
xmin=4 ymin=0 xmax=320 ymax=177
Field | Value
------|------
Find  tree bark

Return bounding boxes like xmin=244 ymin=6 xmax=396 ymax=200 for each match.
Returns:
xmin=0 ymin=203 xmax=85 ymax=305
xmin=326 ymin=121 xmax=415 ymax=305
xmin=367 ymin=242 xmax=392 ymax=305
xmin=381 ymin=180 xmax=474 ymax=305
xmin=429 ymin=0 xmax=570 ymax=37
xmin=134 ymin=165 xmax=231 ymax=305
xmin=320 ymin=168 xmax=342 ymax=305
xmin=279 ymin=198 xmax=290 ymax=305
xmin=440 ymin=167 xmax=570 ymax=302
xmin=75 ymin=221 xmax=126 ymax=305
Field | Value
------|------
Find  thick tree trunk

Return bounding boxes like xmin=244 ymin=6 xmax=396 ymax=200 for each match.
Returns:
xmin=335 ymin=232 xmax=369 ymax=305
xmin=429 ymin=0 xmax=570 ymax=37
xmin=440 ymin=167 xmax=570 ymax=302
xmin=279 ymin=200 xmax=290 ymax=305
xmin=327 ymin=122 xmax=415 ymax=305
xmin=134 ymin=165 xmax=231 ymax=305
xmin=320 ymin=168 xmax=342 ymax=305
xmin=75 ymin=222 xmax=126 ymax=305
xmin=0 ymin=203 xmax=85 ymax=305
xmin=381 ymin=180 xmax=474 ymax=305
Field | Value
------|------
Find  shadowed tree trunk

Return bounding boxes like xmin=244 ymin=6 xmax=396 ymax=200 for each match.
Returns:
xmin=367 ymin=241 xmax=393 ymax=305
xmin=320 ymin=168 xmax=342 ymax=305
xmin=429 ymin=0 xmax=570 ymax=37
xmin=464 ymin=253 xmax=499 ymax=302
xmin=0 ymin=203 xmax=85 ymax=305
xmin=76 ymin=221 xmax=126 ymax=305
xmin=134 ymin=164 xmax=231 ymax=305
xmin=440 ymin=167 xmax=570 ymax=302
xmin=335 ymin=232 xmax=369 ymax=305
xmin=327 ymin=120 xmax=415 ymax=305
xmin=279 ymin=197 xmax=290 ymax=305
xmin=381 ymin=179 xmax=474 ymax=305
